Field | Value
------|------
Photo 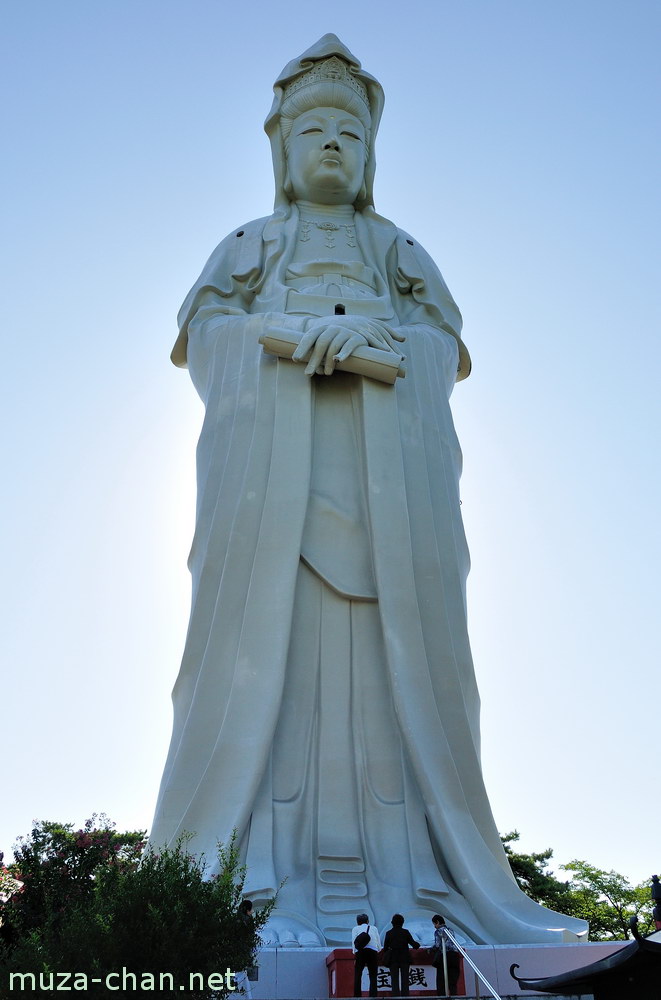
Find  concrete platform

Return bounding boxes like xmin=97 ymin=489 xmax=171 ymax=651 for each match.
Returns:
xmin=246 ymin=941 xmax=623 ymax=997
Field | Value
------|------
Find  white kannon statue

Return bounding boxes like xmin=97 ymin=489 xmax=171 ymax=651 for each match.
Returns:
xmin=150 ymin=34 xmax=587 ymax=947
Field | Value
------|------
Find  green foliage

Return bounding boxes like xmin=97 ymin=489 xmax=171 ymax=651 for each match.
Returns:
xmin=1 ymin=820 xmax=274 ymax=998
xmin=502 ymin=831 xmax=655 ymax=941
xmin=1 ymin=816 xmax=145 ymax=949
xmin=501 ymin=831 xmax=574 ymax=911
xmin=561 ymin=859 xmax=654 ymax=941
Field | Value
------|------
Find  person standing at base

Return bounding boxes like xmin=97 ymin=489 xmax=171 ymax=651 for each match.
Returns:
xmin=382 ymin=913 xmax=420 ymax=997
xmin=351 ymin=913 xmax=382 ymax=998
xmin=431 ymin=915 xmax=461 ymax=997
xmin=235 ymin=899 xmax=255 ymax=999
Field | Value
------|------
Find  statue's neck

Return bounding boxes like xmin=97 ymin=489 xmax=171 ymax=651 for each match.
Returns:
xmin=296 ymin=200 xmax=355 ymax=220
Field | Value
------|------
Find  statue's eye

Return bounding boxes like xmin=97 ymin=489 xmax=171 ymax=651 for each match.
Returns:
xmin=341 ymin=131 xmax=361 ymax=141
xmin=299 ymin=127 xmax=323 ymax=135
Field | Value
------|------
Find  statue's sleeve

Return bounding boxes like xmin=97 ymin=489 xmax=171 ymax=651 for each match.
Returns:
xmin=392 ymin=231 xmax=471 ymax=381
xmin=171 ymin=219 xmax=268 ymax=367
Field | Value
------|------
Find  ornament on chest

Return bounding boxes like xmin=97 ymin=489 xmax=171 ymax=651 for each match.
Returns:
xmin=299 ymin=219 xmax=357 ymax=249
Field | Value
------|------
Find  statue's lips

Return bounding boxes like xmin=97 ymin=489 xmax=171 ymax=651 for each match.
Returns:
xmin=319 ymin=153 xmax=342 ymax=165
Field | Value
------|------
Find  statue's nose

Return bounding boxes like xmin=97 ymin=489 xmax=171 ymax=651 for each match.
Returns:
xmin=323 ymin=136 xmax=340 ymax=150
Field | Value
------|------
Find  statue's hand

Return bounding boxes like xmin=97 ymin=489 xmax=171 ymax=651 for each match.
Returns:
xmin=292 ymin=316 xmax=406 ymax=376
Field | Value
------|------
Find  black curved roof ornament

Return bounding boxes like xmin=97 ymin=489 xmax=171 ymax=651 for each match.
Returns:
xmin=510 ymin=924 xmax=661 ymax=998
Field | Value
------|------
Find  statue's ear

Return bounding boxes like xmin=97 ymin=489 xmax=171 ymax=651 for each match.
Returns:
xmin=357 ymin=181 xmax=367 ymax=204
xmin=283 ymin=166 xmax=294 ymax=199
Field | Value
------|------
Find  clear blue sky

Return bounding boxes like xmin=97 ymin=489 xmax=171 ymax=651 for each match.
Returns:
xmin=3 ymin=0 xmax=660 ymax=891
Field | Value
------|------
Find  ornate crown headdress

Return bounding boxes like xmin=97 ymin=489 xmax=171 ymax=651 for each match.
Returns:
xmin=265 ymin=35 xmax=384 ymax=210
xmin=282 ymin=56 xmax=370 ymax=112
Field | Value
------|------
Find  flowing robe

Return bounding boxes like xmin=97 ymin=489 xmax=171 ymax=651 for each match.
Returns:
xmin=150 ymin=207 xmax=587 ymax=945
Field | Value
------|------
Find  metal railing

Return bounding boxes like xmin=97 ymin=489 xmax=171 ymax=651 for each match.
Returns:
xmin=441 ymin=927 xmax=503 ymax=1000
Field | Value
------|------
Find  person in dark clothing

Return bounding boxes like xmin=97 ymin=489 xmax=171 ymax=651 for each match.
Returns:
xmin=236 ymin=899 xmax=255 ymax=998
xmin=382 ymin=913 xmax=420 ymax=997
xmin=431 ymin=914 xmax=461 ymax=996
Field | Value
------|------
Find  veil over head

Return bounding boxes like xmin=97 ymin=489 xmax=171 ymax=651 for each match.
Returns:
xmin=264 ymin=33 xmax=385 ymax=211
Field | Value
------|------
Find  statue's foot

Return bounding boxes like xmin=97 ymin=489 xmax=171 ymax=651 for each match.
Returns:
xmin=260 ymin=909 xmax=325 ymax=948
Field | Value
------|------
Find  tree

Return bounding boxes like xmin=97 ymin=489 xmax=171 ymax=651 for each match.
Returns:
xmin=0 ymin=815 xmax=144 ymax=952
xmin=561 ymin=859 xmax=654 ymax=941
xmin=1 ymin=820 xmax=273 ymax=998
xmin=501 ymin=831 xmax=655 ymax=941
xmin=501 ymin=831 xmax=574 ymax=911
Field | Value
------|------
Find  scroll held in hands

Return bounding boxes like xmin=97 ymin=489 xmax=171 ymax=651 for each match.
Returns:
xmin=259 ymin=327 xmax=406 ymax=384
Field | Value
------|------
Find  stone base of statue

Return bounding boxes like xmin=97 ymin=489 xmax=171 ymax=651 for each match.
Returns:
xmin=248 ymin=941 xmax=622 ymax=998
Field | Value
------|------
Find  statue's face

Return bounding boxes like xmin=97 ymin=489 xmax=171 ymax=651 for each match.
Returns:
xmin=286 ymin=106 xmax=366 ymax=205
